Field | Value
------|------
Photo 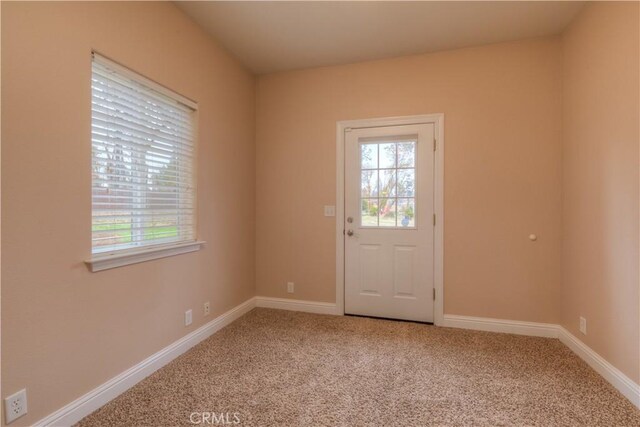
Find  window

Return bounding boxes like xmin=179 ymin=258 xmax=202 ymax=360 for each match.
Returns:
xmin=360 ymin=137 xmax=416 ymax=228
xmin=91 ymin=53 xmax=197 ymax=256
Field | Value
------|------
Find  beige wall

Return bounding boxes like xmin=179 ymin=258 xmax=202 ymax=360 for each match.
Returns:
xmin=1 ymin=2 xmax=255 ymax=425
xmin=3 ymin=1 xmax=638 ymax=424
xmin=256 ymin=38 xmax=563 ymax=323
xmin=561 ymin=2 xmax=640 ymax=383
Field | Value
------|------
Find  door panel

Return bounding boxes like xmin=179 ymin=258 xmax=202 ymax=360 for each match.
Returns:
xmin=344 ymin=123 xmax=434 ymax=322
xmin=393 ymin=245 xmax=417 ymax=298
xmin=359 ymin=245 xmax=381 ymax=295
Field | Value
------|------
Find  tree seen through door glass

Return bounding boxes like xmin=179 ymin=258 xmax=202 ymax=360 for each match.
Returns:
xmin=361 ymin=170 xmax=378 ymax=197
xmin=397 ymin=169 xmax=415 ymax=197
xmin=378 ymin=170 xmax=396 ymax=197
xmin=361 ymin=199 xmax=379 ymax=226
xmin=397 ymin=142 xmax=415 ymax=167
xmin=360 ymin=143 xmax=378 ymax=169
xmin=360 ymin=140 xmax=416 ymax=227
xmin=379 ymin=143 xmax=396 ymax=168
xmin=379 ymin=198 xmax=397 ymax=226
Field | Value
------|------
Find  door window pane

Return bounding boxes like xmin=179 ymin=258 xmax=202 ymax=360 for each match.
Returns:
xmin=379 ymin=198 xmax=397 ymax=227
xmin=378 ymin=170 xmax=396 ymax=198
xmin=361 ymin=199 xmax=379 ymax=226
xmin=397 ymin=198 xmax=415 ymax=227
xmin=379 ymin=143 xmax=396 ymax=168
xmin=359 ymin=138 xmax=417 ymax=228
xmin=397 ymin=169 xmax=415 ymax=197
xmin=397 ymin=142 xmax=415 ymax=167
xmin=361 ymin=170 xmax=379 ymax=197
xmin=361 ymin=143 xmax=378 ymax=169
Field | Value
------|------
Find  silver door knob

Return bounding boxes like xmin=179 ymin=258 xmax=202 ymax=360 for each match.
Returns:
xmin=347 ymin=230 xmax=354 ymax=236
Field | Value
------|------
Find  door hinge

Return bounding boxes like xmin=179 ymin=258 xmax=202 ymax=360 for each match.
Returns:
xmin=433 ymin=288 xmax=436 ymax=300
xmin=433 ymin=138 xmax=437 ymax=152
xmin=433 ymin=214 xmax=436 ymax=226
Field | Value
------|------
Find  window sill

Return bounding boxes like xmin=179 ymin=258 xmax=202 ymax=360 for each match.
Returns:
xmin=85 ymin=241 xmax=205 ymax=272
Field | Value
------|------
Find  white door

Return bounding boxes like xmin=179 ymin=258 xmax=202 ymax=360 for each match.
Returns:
xmin=344 ymin=123 xmax=435 ymax=322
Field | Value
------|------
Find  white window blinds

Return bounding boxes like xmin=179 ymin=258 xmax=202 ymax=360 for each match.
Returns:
xmin=91 ymin=53 xmax=197 ymax=254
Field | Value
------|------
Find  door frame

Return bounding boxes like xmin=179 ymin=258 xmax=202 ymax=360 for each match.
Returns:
xmin=336 ymin=114 xmax=444 ymax=325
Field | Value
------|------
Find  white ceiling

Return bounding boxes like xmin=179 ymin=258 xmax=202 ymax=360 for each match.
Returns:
xmin=176 ymin=1 xmax=585 ymax=74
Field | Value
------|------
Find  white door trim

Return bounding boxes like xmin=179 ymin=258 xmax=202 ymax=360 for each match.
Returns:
xmin=336 ymin=114 xmax=444 ymax=325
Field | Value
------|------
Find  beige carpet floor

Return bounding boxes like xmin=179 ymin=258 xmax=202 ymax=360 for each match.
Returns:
xmin=77 ymin=308 xmax=640 ymax=426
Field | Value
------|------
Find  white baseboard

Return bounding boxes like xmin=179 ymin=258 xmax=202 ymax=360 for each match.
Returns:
xmin=34 ymin=297 xmax=257 ymax=427
xmin=557 ymin=326 xmax=640 ymax=408
xmin=32 ymin=300 xmax=639 ymax=426
xmin=441 ymin=314 xmax=639 ymax=409
xmin=255 ymin=296 xmax=340 ymax=315
xmin=441 ymin=314 xmax=559 ymax=338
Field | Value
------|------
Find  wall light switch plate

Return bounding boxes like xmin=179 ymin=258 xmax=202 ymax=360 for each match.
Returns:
xmin=4 ymin=389 xmax=27 ymax=424
xmin=324 ymin=205 xmax=336 ymax=217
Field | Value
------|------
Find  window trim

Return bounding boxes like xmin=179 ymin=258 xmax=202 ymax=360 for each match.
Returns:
xmin=88 ymin=52 xmax=200 ymax=269
xmin=85 ymin=240 xmax=206 ymax=272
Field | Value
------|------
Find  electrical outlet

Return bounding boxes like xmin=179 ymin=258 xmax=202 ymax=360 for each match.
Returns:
xmin=185 ymin=309 xmax=193 ymax=326
xmin=579 ymin=316 xmax=587 ymax=335
xmin=204 ymin=302 xmax=210 ymax=316
xmin=287 ymin=282 xmax=294 ymax=293
xmin=4 ymin=389 xmax=27 ymax=424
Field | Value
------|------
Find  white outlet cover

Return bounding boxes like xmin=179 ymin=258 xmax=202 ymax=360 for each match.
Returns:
xmin=287 ymin=282 xmax=294 ymax=293
xmin=324 ymin=205 xmax=336 ymax=217
xmin=204 ymin=302 xmax=210 ymax=316
xmin=4 ymin=389 xmax=27 ymax=424
xmin=579 ymin=317 xmax=587 ymax=334
xmin=185 ymin=309 xmax=193 ymax=326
